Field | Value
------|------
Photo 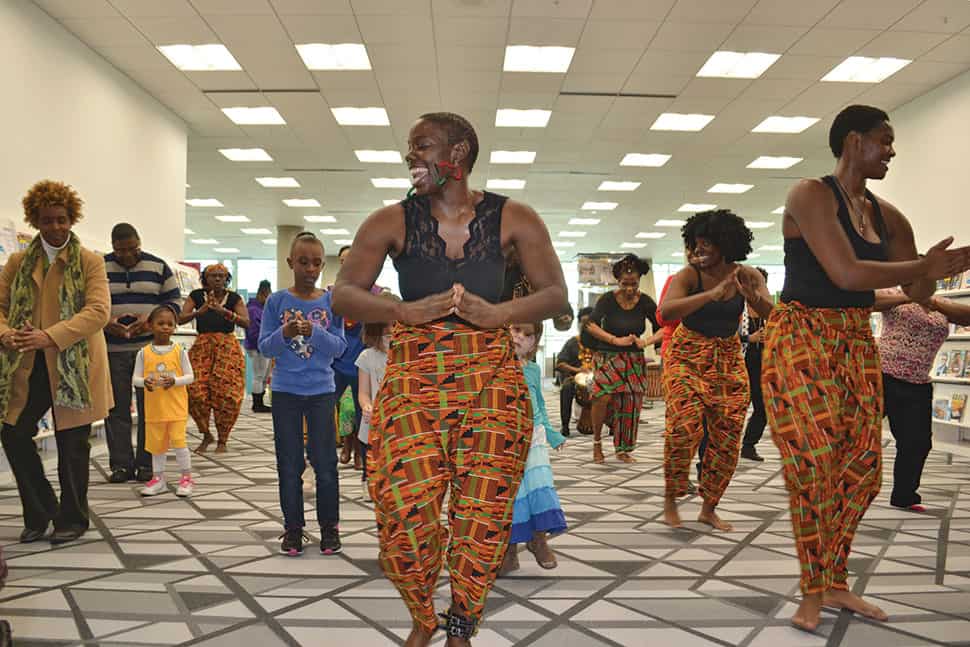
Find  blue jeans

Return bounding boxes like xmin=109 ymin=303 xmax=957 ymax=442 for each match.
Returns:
xmin=271 ymin=391 xmax=339 ymax=529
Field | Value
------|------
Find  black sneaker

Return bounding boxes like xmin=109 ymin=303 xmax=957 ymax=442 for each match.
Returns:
xmin=741 ymin=446 xmax=765 ymax=462
xmin=108 ymin=468 xmax=130 ymax=484
xmin=279 ymin=528 xmax=308 ymax=557
xmin=320 ymin=523 xmax=342 ymax=555
xmin=134 ymin=467 xmax=153 ymax=483
xmin=560 ymin=427 xmax=570 ymax=437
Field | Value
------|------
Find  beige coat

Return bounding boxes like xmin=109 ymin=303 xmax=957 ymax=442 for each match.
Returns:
xmin=0 ymin=244 xmax=113 ymax=430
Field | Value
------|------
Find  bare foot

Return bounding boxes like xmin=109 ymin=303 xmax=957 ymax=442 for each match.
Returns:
xmin=823 ymin=589 xmax=889 ymax=621
xmin=697 ymin=510 xmax=733 ymax=532
xmin=214 ymin=442 xmax=228 ymax=454
xmin=592 ymin=441 xmax=605 ymax=464
xmin=403 ymin=623 xmax=435 ymax=647
xmin=663 ymin=496 xmax=682 ymax=528
xmin=791 ymin=592 xmax=823 ymax=633
xmin=195 ymin=434 xmax=213 ymax=454
xmin=498 ymin=545 xmax=520 ymax=576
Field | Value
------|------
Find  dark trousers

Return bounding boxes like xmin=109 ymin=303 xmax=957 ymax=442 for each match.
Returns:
xmin=104 ymin=350 xmax=148 ymax=472
xmin=0 ymin=354 xmax=90 ymax=532
xmin=882 ymin=373 xmax=933 ymax=508
xmin=742 ymin=345 xmax=767 ymax=448
xmin=696 ymin=417 xmax=709 ymax=480
xmin=560 ymin=379 xmax=577 ymax=430
xmin=334 ymin=369 xmax=361 ymax=439
xmin=272 ymin=391 xmax=339 ymax=529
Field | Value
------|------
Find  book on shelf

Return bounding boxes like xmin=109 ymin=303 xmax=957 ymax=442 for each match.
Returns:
xmin=933 ymin=398 xmax=951 ymax=420
xmin=951 ymin=393 xmax=968 ymax=422
xmin=948 ymin=350 xmax=966 ymax=377
xmin=935 ymin=351 xmax=949 ymax=377
xmin=964 ymin=272 xmax=970 ymax=290
xmin=948 ymin=272 xmax=963 ymax=291
xmin=955 ymin=324 xmax=970 ymax=337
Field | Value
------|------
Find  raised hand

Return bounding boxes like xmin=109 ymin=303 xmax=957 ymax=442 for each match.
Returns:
xmin=923 ymin=237 xmax=970 ymax=280
xmin=735 ymin=266 xmax=762 ymax=302
xmin=709 ymin=268 xmax=740 ymax=301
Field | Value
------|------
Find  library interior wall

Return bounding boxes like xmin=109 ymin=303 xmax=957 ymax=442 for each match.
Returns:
xmin=877 ymin=68 xmax=970 ymax=249
xmin=0 ymin=0 xmax=188 ymax=260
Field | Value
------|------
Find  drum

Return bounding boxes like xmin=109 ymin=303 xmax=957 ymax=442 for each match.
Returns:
xmin=574 ymin=370 xmax=594 ymax=407
xmin=644 ymin=363 xmax=663 ymax=401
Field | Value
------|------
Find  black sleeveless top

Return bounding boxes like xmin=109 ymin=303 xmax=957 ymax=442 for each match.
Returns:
xmin=393 ymin=191 xmax=507 ymax=322
xmin=682 ymin=266 xmax=745 ymax=338
xmin=781 ymin=176 xmax=888 ymax=308
xmin=189 ymin=289 xmax=242 ymax=334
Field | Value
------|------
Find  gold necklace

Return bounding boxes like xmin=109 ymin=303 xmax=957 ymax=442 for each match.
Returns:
xmin=833 ymin=176 xmax=868 ymax=236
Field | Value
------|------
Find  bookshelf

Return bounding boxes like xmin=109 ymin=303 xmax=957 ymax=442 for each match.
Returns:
xmin=931 ymin=273 xmax=970 ymax=440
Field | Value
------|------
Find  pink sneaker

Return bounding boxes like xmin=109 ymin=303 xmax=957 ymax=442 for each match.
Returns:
xmin=175 ymin=476 xmax=195 ymax=498
xmin=140 ymin=476 xmax=166 ymax=496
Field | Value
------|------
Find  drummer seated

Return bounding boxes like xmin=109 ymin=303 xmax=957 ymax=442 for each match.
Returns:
xmin=555 ymin=337 xmax=584 ymax=437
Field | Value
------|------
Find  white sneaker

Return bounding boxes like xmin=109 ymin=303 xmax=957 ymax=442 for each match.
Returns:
xmin=140 ymin=476 xmax=167 ymax=496
xmin=175 ymin=475 xmax=195 ymax=498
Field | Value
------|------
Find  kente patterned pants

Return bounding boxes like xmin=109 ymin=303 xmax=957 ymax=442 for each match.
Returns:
xmin=663 ymin=326 xmax=748 ymax=504
xmin=368 ymin=322 xmax=532 ymax=634
xmin=188 ymin=332 xmax=245 ymax=443
xmin=589 ymin=351 xmax=647 ymax=453
xmin=762 ymin=302 xmax=882 ymax=594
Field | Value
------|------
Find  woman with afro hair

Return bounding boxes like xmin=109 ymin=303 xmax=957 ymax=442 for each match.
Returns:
xmin=0 ymin=180 xmax=113 ymax=545
xmin=659 ymin=209 xmax=773 ymax=532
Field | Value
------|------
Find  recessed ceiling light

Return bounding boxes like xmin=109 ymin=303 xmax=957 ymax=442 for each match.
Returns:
xmin=284 ymin=198 xmax=321 ymax=207
xmin=186 ymin=198 xmax=223 ymax=207
xmin=333 ymin=239 xmax=353 ymax=245
xmin=582 ymin=201 xmax=618 ymax=210
xmin=371 ymin=178 xmax=410 ymax=188
xmin=552 ymin=241 xmax=575 ymax=248
xmin=331 ymin=107 xmax=389 ymax=126
xmin=490 ymin=150 xmax=536 ymax=164
xmin=747 ymin=156 xmax=803 ymax=169
xmin=157 ymin=44 xmax=241 ymax=71
xmin=320 ymin=228 xmax=350 ymax=235
xmin=752 ymin=116 xmax=819 ymax=134
xmin=383 ymin=199 xmax=400 ymax=206
xmin=620 ymin=153 xmax=671 ymax=167
xmin=191 ymin=238 xmax=219 ymax=245
xmin=256 ymin=177 xmax=300 ymax=188
xmin=656 ymin=219 xmax=687 ymax=227
xmin=677 ymin=203 xmax=716 ymax=212
xmin=215 ymin=215 xmax=250 ymax=222
xmin=241 ymin=228 xmax=272 ymax=235
xmin=503 ymin=45 xmax=575 ymax=73
xmin=219 ymin=148 xmax=273 ymax=162
xmin=635 ymin=232 xmax=666 ymax=239
xmin=759 ymin=244 xmax=783 ymax=251
xmin=697 ymin=51 xmax=781 ymax=79
xmin=709 ymin=183 xmax=753 ymax=194
xmin=184 ymin=228 xmax=195 ymax=235
xmin=355 ymin=150 xmax=402 ymax=163
xmin=568 ymin=218 xmax=600 ymax=225
xmin=746 ymin=221 xmax=774 ymax=229
xmin=486 ymin=179 xmax=526 ymax=190
xmin=621 ymin=242 xmax=647 ymax=249
xmin=559 ymin=231 xmax=587 ymax=238
xmin=304 ymin=215 xmax=337 ymax=222
xmin=598 ymin=181 xmax=641 ymax=191
xmin=214 ymin=247 xmax=240 ymax=253
xmin=262 ymin=239 xmax=277 ymax=245
xmin=651 ymin=113 xmax=714 ymax=132
xmin=495 ymin=109 xmax=551 ymax=128
xmin=295 ymin=43 xmax=371 ymax=70
xmin=822 ymin=56 xmax=911 ymax=83
xmin=772 ymin=205 xmax=785 ymax=214
xmin=222 ymin=107 xmax=285 ymax=125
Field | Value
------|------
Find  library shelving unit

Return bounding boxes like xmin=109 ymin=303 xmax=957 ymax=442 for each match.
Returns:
xmin=930 ymin=278 xmax=970 ymax=444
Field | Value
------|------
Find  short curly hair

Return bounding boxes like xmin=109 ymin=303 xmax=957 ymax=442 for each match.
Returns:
xmin=681 ymin=209 xmax=753 ymax=263
xmin=22 ymin=180 xmax=84 ymax=228
xmin=419 ymin=112 xmax=480 ymax=173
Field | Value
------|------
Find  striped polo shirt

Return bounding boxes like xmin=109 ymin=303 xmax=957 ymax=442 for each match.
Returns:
xmin=104 ymin=251 xmax=182 ymax=352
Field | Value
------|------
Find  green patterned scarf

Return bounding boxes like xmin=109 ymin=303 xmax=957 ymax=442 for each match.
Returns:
xmin=0 ymin=232 xmax=91 ymax=419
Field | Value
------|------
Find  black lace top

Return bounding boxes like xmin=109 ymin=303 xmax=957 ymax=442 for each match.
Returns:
xmin=393 ymin=191 xmax=507 ymax=322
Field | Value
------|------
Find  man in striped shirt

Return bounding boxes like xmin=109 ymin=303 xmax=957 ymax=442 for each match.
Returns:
xmin=103 ymin=223 xmax=182 ymax=483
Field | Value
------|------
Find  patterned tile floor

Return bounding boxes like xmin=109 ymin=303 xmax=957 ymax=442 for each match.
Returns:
xmin=2 ymin=391 xmax=970 ymax=646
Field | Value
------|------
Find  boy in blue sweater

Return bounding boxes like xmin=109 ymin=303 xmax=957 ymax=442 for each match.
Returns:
xmin=259 ymin=232 xmax=347 ymax=556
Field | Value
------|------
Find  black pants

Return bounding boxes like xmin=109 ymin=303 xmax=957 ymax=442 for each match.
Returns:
xmin=560 ymin=379 xmax=576 ymax=430
xmin=105 ymin=350 xmax=149 ymax=473
xmin=882 ymin=373 xmax=933 ymax=508
xmin=741 ymin=345 xmax=767 ymax=448
xmin=0 ymin=354 xmax=90 ymax=533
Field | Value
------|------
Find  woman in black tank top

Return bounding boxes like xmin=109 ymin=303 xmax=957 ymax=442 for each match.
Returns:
xmin=762 ymin=105 xmax=970 ymax=633
xmin=330 ymin=113 xmax=568 ymax=645
xmin=658 ymin=210 xmax=774 ymax=534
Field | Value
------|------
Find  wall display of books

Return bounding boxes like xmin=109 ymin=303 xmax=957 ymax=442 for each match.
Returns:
xmin=952 ymin=393 xmax=967 ymax=422
xmin=934 ymin=349 xmax=970 ymax=379
xmin=953 ymin=324 xmax=970 ymax=338
xmin=934 ymin=397 xmax=951 ymax=420
xmin=936 ymin=271 xmax=970 ymax=294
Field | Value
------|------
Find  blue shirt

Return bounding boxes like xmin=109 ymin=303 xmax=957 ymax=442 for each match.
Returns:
xmin=258 ymin=289 xmax=347 ymax=396
xmin=333 ymin=321 xmax=365 ymax=376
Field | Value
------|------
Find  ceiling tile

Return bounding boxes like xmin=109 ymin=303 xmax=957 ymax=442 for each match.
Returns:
xmin=739 ymin=78 xmax=814 ymax=104
xmin=761 ymin=54 xmax=844 ymax=80
xmin=744 ymin=0 xmax=840 ymax=26
xmin=434 ymin=16 xmax=508 ymax=46
xmin=568 ymin=47 xmax=644 ymax=77
xmin=563 ymin=72 xmax=634 ymax=94
xmin=818 ymin=0 xmax=923 ymax=30
xmin=588 ymin=0 xmax=677 ymax=21
xmin=501 ymin=72 xmax=565 ymax=93
xmin=890 ymin=0 xmax=970 ymax=33
xmin=278 ymin=14 xmax=362 ymax=42
xmin=510 ymin=0 xmax=593 ymax=19
xmin=93 ymin=43 xmax=171 ymax=70
xmin=508 ymin=17 xmax=586 ymax=45
xmin=351 ymin=0 xmax=430 ymax=14
xmin=357 ymin=14 xmax=432 ymax=44
xmin=677 ymin=77 xmax=752 ymax=102
xmin=923 ymin=34 xmax=970 ymax=63
xmin=856 ymin=31 xmax=949 ymax=59
xmin=59 ymin=17 xmax=149 ymax=47
xmin=270 ymin=0 xmax=353 ymax=13
xmin=431 ymin=0 xmax=511 ymax=16
xmin=649 ymin=22 xmax=735 ymax=51
xmin=32 ymin=0 xmax=118 ymax=18
xmin=111 ymin=0 xmax=197 ymax=17
xmin=789 ymin=27 xmax=882 ymax=56
xmin=578 ymin=21 xmax=662 ymax=50
xmin=852 ymin=82 xmax=940 ymax=112
xmin=720 ymin=24 xmax=809 ymax=52
xmin=778 ymin=82 xmax=866 ymax=116
xmin=887 ymin=59 xmax=970 ymax=88
xmin=666 ymin=0 xmax=759 ymax=23
xmin=184 ymin=71 xmax=258 ymax=91
xmin=207 ymin=15 xmax=316 ymax=90
xmin=130 ymin=15 xmax=219 ymax=43
xmin=192 ymin=0 xmax=275 ymax=14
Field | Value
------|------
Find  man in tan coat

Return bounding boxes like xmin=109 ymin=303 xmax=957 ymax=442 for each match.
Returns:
xmin=0 ymin=180 xmax=112 ymax=545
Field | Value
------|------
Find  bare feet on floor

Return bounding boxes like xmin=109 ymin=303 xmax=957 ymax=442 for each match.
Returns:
xmin=499 ymin=545 xmax=520 ymax=576
xmin=663 ymin=496 xmax=682 ymax=528
xmin=823 ymin=589 xmax=888 ymax=621
xmin=403 ymin=624 xmax=434 ymax=647
xmin=195 ymin=434 xmax=213 ymax=454
xmin=697 ymin=507 xmax=733 ymax=532
xmin=791 ymin=593 xmax=823 ymax=633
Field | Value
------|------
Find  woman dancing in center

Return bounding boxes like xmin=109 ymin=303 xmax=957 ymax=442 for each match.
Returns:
xmin=660 ymin=210 xmax=773 ymax=531
xmin=331 ymin=112 xmax=567 ymax=646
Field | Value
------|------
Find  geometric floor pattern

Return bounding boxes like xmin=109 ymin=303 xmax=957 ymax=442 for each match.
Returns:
xmin=2 ymin=390 xmax=970 ymax=646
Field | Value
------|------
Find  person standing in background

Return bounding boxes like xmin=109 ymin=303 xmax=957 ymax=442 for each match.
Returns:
xmin=334 ymin=245 xmax=365 ymax=470
xmin=555 ymin=307 xmax=592 ymax=437
xmin=103 ymin=223 xmax=182 ymax=483
xmin=245 ymin=280 xmax=272 ymax=413
xmin=739 ymin=267 xmax=770 ymax=462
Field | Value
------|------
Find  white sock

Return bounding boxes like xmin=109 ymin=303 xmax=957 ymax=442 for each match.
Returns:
xmin=151 ymin=453 xmax=166 ymax=478
xmin=174 ymin=447 xmax=191 ymax=475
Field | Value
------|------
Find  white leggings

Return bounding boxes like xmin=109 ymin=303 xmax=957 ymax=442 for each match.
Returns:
xmin=152 ymin=447 xmax=191 ymax=476
xmin=247 ymin=349 xmax=271 ymax=394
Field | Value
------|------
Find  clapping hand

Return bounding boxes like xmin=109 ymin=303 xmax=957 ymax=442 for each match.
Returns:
xmin=159 ymin=374 xmax=176 ymax=389
xmin=398 ymin=287 xmax=458 ymax=325
xmin=709 ymin=269 xmax=740 ymax=301
xmin=923 ymin=237 xmax=970 ymax=280
xmin=735 ymin=266 xmax=762 ymax=302
xmin=12 ymin=322 xmax=54 ymax=352
xmin=454 ymin=285 xmax=507 ymax=329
